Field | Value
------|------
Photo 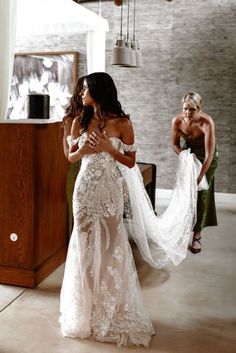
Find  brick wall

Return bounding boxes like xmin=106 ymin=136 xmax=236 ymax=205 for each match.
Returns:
xmin=16 ymin=0 xmax=236 ymax=192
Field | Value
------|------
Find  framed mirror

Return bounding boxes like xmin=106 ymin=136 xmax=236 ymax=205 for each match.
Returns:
xmin=7 ymin=51 xmax=78 ymax=120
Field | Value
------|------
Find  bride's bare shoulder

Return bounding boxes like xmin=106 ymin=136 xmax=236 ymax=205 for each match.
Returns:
xmin=71 ymin=117 xmax=83 ymax=138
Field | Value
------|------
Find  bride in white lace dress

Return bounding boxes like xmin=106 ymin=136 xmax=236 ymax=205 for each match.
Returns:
xmin=60 ymin=72 xmax=207 ymax=347
xmin=60 ymin=72 xmax=155 ymax=346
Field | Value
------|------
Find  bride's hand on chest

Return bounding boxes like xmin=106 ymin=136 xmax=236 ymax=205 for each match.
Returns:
xmin=88 ymin=131 xmax=114 ymax=153
xmin=80 ymin=138 xmax=98 ymax=155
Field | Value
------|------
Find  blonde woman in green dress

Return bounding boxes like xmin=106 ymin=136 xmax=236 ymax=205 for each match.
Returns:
xmin=172 ymin=92 xmax=218 ymax=253
xmin=62 ymin=76 xmax=85 ymax=237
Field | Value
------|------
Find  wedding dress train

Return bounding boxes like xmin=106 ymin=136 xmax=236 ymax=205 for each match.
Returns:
xmin=60 ymin=134 xmax=207 ymax=346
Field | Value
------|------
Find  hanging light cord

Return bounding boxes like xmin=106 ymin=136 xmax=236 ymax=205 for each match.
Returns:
xmin=120 ymin=1 xmax=123 ymax=37
xmin=133 ymin=0 xmax=136 ymax=41
xmin=127 ymin=0 xmax=130 ymax=43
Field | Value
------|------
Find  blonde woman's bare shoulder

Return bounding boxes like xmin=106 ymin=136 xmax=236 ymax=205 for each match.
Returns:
xmin=200 ymin=111 xmax=215 ymax=125
xmin=199 ymin=112 xmax=215 ymax=134
xmin=172 ymin=113 xmax=183 ymax=125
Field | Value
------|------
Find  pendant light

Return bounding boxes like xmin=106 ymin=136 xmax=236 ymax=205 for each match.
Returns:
xmin=111 ymin=1 xmax=131 ymax=66
xmin=111 ymin=0 xmax=142 ymax=68
xmin=119 ymin=0 xmax=136 ymax=67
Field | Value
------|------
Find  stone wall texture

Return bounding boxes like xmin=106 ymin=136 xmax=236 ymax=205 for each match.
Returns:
xmin=16 ymin=0 xmax=236 ymax=193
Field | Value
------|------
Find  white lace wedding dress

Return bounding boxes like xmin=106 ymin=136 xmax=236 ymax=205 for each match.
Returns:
xmin=60 ymin=134 xmax=207 ymax=347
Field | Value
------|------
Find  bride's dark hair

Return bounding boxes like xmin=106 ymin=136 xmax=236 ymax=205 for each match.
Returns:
xmin=64 ymin=76 xmax=85 ymax=118
xmin=80 ymin=72 xmax=129 ymax=133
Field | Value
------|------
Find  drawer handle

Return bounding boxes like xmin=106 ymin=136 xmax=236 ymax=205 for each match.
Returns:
xmin=10 ymin=233 xmax=18 ymax=242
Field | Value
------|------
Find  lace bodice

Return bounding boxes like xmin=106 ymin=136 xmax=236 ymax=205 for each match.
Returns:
xmin=72 ymin=134 xmax=135 ymax=219
xmin=79 ymin=134 xmax=120 ymax=169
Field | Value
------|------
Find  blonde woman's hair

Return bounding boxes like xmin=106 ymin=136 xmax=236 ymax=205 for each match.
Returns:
xmin=181 ymin=92 xmax=202 ymax=110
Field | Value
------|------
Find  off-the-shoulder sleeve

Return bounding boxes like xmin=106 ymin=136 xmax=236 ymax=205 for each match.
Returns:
xmin=66 ymin=135 xmax=80 ymax=148
xmin=121 ymin=141 xmax=137 ymax=152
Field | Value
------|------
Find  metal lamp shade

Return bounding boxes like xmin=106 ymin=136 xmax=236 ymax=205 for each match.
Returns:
xmin=111 ymin=37 xmax=131 ymax=66
xmin=117 ymin=41 xmax=136 ymax=67
xmin=111 ymin=46 xmax=131 ymax=66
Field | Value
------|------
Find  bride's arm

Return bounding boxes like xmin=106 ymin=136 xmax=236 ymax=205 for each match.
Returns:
xmin=68 ymin=140 xmax=96 ymax=163
xmin=68 ymin=119 xmax=96 ymax=163
xmin=111 ymin=118 xmax=136 ymax=168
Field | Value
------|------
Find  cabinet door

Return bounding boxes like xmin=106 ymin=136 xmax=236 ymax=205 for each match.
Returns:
xmin=0 ymin=124 xmax=34 ymax=268
xmin=33 ymin=123 xmax=68 ymax=267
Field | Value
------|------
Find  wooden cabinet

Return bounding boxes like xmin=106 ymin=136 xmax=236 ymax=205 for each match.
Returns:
xmin=0 ymin=122 xmax=68 ymax=288
xmin=0 ymin=122 xmax=157 ymax=288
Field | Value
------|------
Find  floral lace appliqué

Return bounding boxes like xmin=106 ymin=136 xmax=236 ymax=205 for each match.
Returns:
xmin=112 ymin=246 xmax=123 ymax=263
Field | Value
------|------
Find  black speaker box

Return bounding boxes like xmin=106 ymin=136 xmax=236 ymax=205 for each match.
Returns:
xmin=25 ymin=94 xmax=50 ymax=119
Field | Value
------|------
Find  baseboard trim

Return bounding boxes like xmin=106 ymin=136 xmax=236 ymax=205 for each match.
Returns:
xmin=156 ymin=189 xmax=236 ymax=205
xmin=215 ymin=192 xmax=236 ymax=204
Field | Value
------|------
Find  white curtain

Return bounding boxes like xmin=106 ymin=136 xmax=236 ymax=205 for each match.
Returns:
xmin=87 ymin=30 xmax=107 ymax=74
xmin=0 ymin=0 xmax=17 ymax=120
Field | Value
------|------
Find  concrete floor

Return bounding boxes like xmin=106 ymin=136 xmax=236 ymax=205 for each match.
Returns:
xmin=0 ymin=201 xmax=236 ymax=353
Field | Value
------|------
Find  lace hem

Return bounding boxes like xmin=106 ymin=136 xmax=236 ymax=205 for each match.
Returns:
xmin=96 ymin=331 xmax=154 ymax=347
xmin=60 ymin=315 xmax=154 ymax=347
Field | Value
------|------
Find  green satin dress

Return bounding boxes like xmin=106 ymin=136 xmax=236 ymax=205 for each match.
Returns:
xmin=182 ymin=133 xmax=218 ymax=232
xmin=66 ymin=161 xmax=81 ymax=237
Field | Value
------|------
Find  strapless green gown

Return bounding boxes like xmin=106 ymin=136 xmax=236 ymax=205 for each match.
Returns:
xmin=183 ymin=135 xmax=218 ymax=232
